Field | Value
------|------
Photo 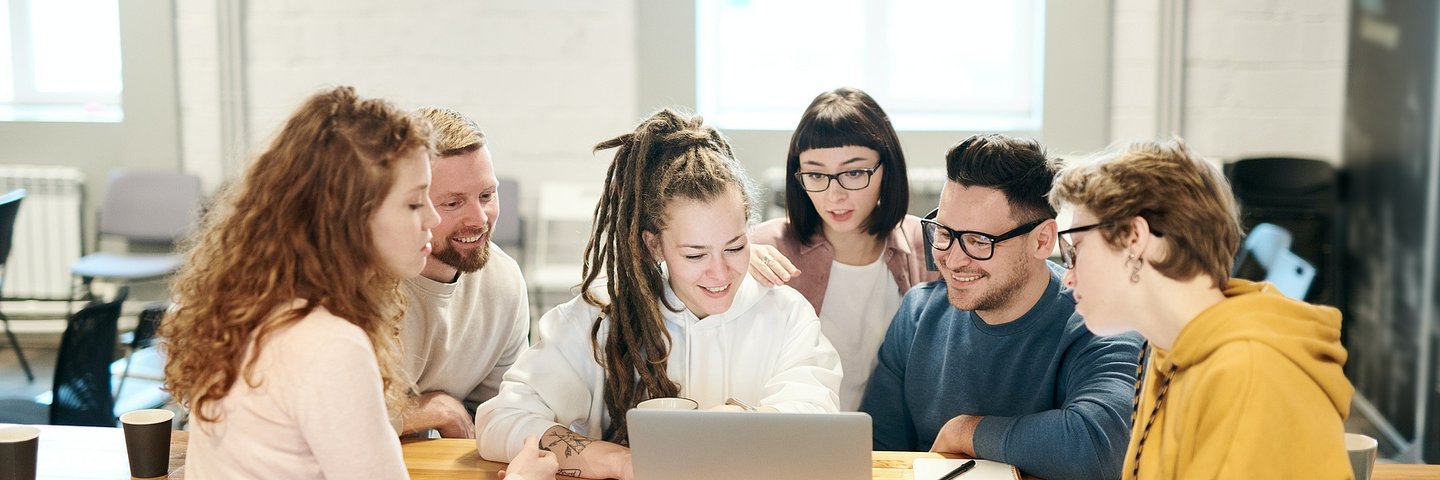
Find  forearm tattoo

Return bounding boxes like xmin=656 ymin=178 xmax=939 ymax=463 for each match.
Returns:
xmin=541 ymin=427 xmax=594 ymax=458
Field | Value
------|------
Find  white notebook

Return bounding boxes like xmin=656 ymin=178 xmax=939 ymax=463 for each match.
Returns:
xmin=913 ymin=458 xmax=1021 ymax=480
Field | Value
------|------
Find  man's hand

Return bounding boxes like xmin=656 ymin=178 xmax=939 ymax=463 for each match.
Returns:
xmin=401 ymin=391 xmax=475 ymax=438
xmin=930 ymin=414 xmax=983 ymax=457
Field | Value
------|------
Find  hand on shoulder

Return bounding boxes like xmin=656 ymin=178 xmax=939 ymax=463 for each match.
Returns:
xmin=749 ymin=243 xmax=801 ymax=287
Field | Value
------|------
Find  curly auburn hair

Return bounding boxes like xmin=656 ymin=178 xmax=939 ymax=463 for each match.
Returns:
xmin=161 ymin=86 xmax=434 ymax=423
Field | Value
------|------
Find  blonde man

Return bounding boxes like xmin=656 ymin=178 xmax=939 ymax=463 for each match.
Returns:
xmin=398 ymin=107 xmax=530 ymax=438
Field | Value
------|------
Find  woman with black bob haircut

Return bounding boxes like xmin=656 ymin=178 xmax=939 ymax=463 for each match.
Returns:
xmin=749 ymin=87 xmax=937 ymax=410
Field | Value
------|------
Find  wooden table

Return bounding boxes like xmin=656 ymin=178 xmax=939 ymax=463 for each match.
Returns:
xmin=399 ymin=439 xmax=1019 ymax=480
xmin=9 ymin=424 xmax=1440 ymax=479
xmin=396 ymin=437 xmax=1440 ymax=480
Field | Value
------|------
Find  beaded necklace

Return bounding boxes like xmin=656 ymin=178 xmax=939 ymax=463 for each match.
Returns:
xmin=1130 ymin=342 xmax=1180 ymax=479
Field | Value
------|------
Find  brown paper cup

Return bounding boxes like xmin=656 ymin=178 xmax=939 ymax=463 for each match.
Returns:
xmin=1345 ymin=433 xmax=1378 ymax=480
xmin=120 ymin=409 xmax=175 ymax=479
xmin=0 ymin=426 xmax=40 ymax=480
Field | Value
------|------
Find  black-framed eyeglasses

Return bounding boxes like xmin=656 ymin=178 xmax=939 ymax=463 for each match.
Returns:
xmin=793 ymin=163 xmax=882 ymax=192
xmin=1056 ymin=222 xmax=1165 ymax=269
xmin=921 ymin=208 xmax=1047 ymax=261
xmin=1055 ymin=223 xmax=1109 ymax=269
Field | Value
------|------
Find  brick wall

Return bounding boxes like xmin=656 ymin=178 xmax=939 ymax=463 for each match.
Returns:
xmin=177 ymin=0 xmax=1350 ymax=206
xmin=179 ymin=0 xmax=637 ymax=208
xmin=1112 ymin=0 xmax=1349 ymax=163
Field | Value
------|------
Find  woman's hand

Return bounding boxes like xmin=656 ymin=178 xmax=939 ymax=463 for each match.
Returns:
xmin=749 ymin=244 xmax=800 ymax=287
xmin=539 ymin=425 xmax=634 ymax=480
xmin=498 ymin=435 xmax=558 ymax=480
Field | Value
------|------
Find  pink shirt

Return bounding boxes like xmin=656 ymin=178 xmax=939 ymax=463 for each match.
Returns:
xmin=185 ymin=304 xmax=407 ymax=479
xmin=749 ymin=215 xmax=938 ymax=314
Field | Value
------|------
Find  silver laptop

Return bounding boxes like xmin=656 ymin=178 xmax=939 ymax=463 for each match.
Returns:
xmin=627 ymin=409 xmax=872 ymax=480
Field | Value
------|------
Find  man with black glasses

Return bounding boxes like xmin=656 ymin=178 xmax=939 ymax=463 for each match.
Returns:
xmin=860 ymin=134 xmax=1142 ymax=480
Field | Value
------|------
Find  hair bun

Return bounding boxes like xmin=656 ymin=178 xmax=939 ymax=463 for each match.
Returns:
xmin=658 ymin=129 xmax=717 ymax=152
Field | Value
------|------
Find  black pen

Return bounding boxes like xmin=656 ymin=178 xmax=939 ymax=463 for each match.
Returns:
xmin=936 ymin=459 xmax=977 ymax=480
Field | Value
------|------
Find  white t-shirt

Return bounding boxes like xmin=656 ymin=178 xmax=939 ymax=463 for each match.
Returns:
xmin=819 ymin=257 xmax=902 ymax=411
xmin=474 ymin=275 xmax=842 ymax=462
xmin=185 ymin=303 xmax=407 ymax=479
xmin=400 ymin=244 xmax=529 ymax=412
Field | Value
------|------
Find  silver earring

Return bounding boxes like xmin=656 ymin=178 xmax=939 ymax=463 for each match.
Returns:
xmin=1127 ymin=253 xmax=1141 ymax=283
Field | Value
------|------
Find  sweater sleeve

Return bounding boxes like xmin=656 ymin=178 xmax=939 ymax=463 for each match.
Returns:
xmin=759 ymin=295 xmax=842 ymax=413
xmin=474 ymin=299 xmax=600 ymax=462
xmin=860 ymin=293 xmax=921 ymax=451
xmin=282 ymin=319 xmax=409 ymax=479
xmin=971 ymin=329 xmax=1142 ymax=480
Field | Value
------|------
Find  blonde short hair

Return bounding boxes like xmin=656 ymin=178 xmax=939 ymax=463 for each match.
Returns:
xmin=416 ymin=106 xmax=486 ymax=156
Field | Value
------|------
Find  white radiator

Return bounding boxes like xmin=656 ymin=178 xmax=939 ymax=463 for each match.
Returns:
xmin=0 ymin=165 xmax=84 ymax=300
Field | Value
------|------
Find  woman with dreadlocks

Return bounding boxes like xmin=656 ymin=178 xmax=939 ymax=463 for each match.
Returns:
xmin=475 ymin=109 xmax=842 ymax=479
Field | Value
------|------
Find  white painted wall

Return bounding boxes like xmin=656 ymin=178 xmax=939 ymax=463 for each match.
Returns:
xmin=0 ymin=0 xmax=182 ymax=228
xmin=178 ymin=0 xmax=637 ymax=211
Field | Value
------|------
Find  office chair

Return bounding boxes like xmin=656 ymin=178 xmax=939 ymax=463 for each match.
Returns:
xmin=50 ymin=287 xmax=129 ymax=426
xmin=0 ymin=188 xmax=33 ymax=382
xmin=70 ymin=171 xmax=201 ymax=302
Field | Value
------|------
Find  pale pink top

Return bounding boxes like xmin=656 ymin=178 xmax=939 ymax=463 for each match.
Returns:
xmin=184 ymin=303 xmax=407 ymax=479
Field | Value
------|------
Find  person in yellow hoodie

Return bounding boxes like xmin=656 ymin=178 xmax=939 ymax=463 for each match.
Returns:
xmin=1047 ymin=138 xmax=1354 ymax=479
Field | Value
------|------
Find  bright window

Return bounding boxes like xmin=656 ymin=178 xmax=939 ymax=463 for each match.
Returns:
xmin=0 ymin=0 xmax=123 ymax=122
xmin=696 ymin=0 xmax=1044 ymax=132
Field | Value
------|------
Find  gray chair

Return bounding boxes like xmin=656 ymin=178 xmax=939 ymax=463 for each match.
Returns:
xmin=70 ymin=171 xmax=202 ymax=301
xmin=0 ymin=188 xmax=33 ymax=382
xmin=493 ymin=177 xmax=523 ymax=264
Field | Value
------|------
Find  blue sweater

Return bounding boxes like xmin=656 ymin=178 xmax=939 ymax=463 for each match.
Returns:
xmin=860 ymin=264 xmax=1142 ymax=480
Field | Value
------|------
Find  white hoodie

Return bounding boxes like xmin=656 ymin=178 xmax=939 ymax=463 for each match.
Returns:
xmin=474 ymin=275 xmax=843 ymax=462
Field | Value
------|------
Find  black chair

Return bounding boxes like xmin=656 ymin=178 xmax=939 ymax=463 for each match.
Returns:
xmin=0 ymin=188 xmax=33 ymax=382
xmin=50 ymin=287 xmax=129 ymax=426
xmin=0 ymin=288 xmax=129 ymax=426
xmin=1224 ymin=157 xmax=1341 ymax=307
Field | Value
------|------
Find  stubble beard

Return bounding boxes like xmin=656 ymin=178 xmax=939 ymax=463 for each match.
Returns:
xmin=945 ymin=253 xmax=1027 ymax=314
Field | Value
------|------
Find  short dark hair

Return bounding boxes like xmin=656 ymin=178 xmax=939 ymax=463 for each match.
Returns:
xmin=785 ymin=87 xmax=909 ymax=243
xmin=944 ymin=134 xmax=1059 ymax=221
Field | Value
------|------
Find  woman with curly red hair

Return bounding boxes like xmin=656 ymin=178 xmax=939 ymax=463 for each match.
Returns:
xmin=161 ymin=86 xmax=554 ymax=479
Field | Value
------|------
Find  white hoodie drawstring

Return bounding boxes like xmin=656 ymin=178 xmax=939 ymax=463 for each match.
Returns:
xmin=682 ymin=313 xmax=692 ymax=399
xmin=721 ymin=315 xmax=730 ymax=401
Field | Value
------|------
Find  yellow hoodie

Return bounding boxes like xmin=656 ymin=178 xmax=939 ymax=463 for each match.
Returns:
xmin=1123 ymin=279 xmax=1354 ymax=480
